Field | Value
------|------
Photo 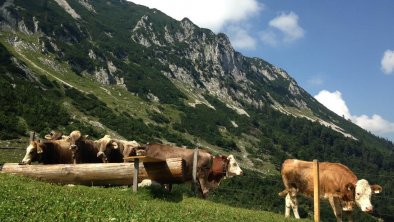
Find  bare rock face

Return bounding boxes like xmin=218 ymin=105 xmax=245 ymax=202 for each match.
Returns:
xmin=53 ymin=0 xmax=81 ymax=20
xmin=0 ymin=0 xmax=16 ymax=29
xmin=129 ymin=14 xmax=309 ymax=113
xmin=78 ymin=0 xmax=96 ymax=13
xmin=94 ymin=67 xmax=111 ymax=85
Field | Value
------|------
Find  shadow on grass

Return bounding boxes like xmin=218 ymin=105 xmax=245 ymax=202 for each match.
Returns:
xmin=141 ymin=185 xmax=185 ymax=203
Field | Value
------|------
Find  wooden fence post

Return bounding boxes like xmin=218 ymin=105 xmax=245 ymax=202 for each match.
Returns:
xmin=192 ymin=148 xmax=199 ymax=195
xmin=133 ymin=158 xmax=139 ymax=192
xmin=313 ymin=159 xmax=320 ymax=222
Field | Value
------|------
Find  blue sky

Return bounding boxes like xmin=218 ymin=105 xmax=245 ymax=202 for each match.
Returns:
xmin=129 ymin=0 xmax=394 ymax=142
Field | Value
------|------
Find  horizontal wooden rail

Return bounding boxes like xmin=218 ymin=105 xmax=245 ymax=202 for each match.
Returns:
xmin=1 ymin=157 xmax=185 ymax=186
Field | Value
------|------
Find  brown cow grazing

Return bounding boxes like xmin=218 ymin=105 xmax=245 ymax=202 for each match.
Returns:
xmin=135 ymin=144 xmax=243 ymax=197
xmin=20 ymin=140 xmax=73 ymax=164
xmin=68 ymin=130 xmax=105 ymax=163
xmin=96 ymin=138 xmax=141 ymax=163
xmin=279 ymin=159 xmax=382 ymax=222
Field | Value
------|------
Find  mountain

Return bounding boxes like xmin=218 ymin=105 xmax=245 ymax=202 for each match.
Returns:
xmin=1 ymin=0 xmax=393 ymax=220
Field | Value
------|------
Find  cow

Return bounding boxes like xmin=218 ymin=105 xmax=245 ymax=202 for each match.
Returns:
xmin=44 ymin=130 xmax=65 ymax=140
xmin=135 ymin=144 xmax=243 ymax=197
xmin=96 ymin=138 xmax=141 ymax=163
xmin=68 ymin=130 xmax=106 ymax=163
xmin=279 ymin=159 xmax=382 ymax=222
xmin=20 ymin=140 xmax=73 ymax=164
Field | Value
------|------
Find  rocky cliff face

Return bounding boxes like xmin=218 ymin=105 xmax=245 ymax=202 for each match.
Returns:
xmin=0 ymin=0 xmax=353 ymax=138
xmin=130 ymin=14 xmax=310 ymax=115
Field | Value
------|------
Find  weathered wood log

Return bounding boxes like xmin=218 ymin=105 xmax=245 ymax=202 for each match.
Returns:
xmin=1 ymin=157 xmax=185 ymax=186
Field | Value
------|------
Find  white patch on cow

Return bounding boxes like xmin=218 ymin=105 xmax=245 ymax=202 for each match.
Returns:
xmin=138 ymin=179 xmax=161 ymax=188
xmin=355 ymin=179 xmax=373 ymax=212
xmin=226 ymin=155 xmax=243 ymax=177
xmin=21 ymin=143 xmax=35 ymax=164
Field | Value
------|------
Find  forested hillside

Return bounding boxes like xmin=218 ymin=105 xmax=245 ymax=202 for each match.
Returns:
xmin=0 ymin=0 xmax=393 ymax=221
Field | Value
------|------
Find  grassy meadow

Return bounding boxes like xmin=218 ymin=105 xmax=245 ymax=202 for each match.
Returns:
xmin=0 ymin=173 xmax=306 ymax=222
xmin=0 ymin=142 xmax=306 ymax=222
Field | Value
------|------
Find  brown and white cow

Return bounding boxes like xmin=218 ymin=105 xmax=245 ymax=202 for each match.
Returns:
xmin=68 ymin=130 xmax=105 ymax=163
xmin=20 ymin=140 xmax=73 ymax=164
xmin=135 ymin=144 xmax=243 ymax=197
xmin=96 ymin=138 xmax=141 ymax=163
xmin=279 ymin=159 xmax=382 ymax=222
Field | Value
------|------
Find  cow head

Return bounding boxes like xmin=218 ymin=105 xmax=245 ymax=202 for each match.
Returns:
xmin=69 ymin=130 xmax=82 ymax=151
xmin=96 ymin=135 xmax=113 ymax=162
xmin=134 ymin=145 xmax=147 ymax=156
xmin=226 ymin=155 xmax=243 ymax=177
xmin=68 ymin=130 xmax=89 ymax=162
xmin=20 ymin=141 xmax=44 ymax=164
xmin=44 ymin=130 xmax=64 ymax=140
xmin=354 ymin=179 xmax=382 ymax=213
xmin=97 ymin=139 xmax=141 ymax=161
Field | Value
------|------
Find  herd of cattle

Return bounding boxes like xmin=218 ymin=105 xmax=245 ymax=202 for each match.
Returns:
xmin=19 ymin=130 xmax=382 ymax=221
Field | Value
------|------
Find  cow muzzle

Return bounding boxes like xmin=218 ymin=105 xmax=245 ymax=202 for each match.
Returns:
xmin=97 ymin=151 xmax=105 ymax=158
xmin=364 ymin=206 xmax=373 ymax=213
xmin=70 ymin=144 xmax=78 ymax=151
xmin=19 ymin=160 xmax=30 ymax=165
xmin=20 ymin=158 xmax=32 ymax=165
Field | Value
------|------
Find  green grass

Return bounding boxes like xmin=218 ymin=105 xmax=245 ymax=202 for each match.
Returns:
xmin=0 ymin=174 xmax=306 ymax=222
xmin=0 ymin=148 xmax=25 ymax=165
xmin=0 ymin=138 xmax=27 ymax=165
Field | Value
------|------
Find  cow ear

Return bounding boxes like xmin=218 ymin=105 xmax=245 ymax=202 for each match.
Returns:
xmin=346 ymin=183 xmax=355 ymax=192
xmin=371 ymin=185 xmax=382 ymax=194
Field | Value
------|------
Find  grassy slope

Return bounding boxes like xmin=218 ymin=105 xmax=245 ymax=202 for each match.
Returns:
xmin=0 ymin=173 xmax=306 ymax=222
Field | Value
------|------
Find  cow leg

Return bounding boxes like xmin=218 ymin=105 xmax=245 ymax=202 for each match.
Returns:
xmin=285 ymin=193 xmax=291 ymax=217
xmin=343 ymin=211 xmax=353 ymax=222
xmin=163 ymin=184 xmax=172 ymax=192
xmin=328 ymin=196 xmax=343 ymax=222
xmin=285 ymin=193 xmax=300 ymax=219
xmin=197 ymin=177 xmax=209 ymax=198
xmin=70 ymin=146 xmax=77 ymax=164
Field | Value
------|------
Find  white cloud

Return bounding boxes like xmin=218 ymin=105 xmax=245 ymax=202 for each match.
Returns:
xmin=225 ymin=26 xmax=256 ymax=50
xmin=260 ymin=11 xmax=304 ymax=46
xmin=129 ymin=0 xmax=262 ymax=32
xmin=314 ymin=90 xmax=394 ymax=138
xmin=381 ymin=49 xmax=394 ymax=74
xmin=314 ymin=90 xmax=351 ymax=119
xmin=260 ymin=30 xmax=278 ymax=47
xmin=269 ymin=12 xmax=304 ymax=41
xmin=353 ymin=114 xmax=394 ymax=134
